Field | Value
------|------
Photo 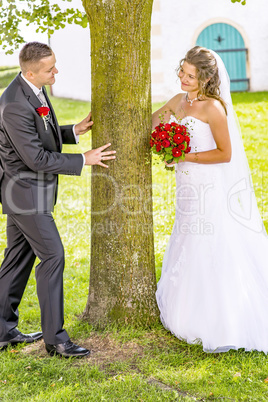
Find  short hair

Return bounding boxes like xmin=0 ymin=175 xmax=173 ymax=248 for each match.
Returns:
xmin=19 ymin=42 xmax=53 ymax=74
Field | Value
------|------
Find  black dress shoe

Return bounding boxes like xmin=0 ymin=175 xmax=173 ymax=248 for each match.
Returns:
xmin=0 ymin=331 xmax=43 ymax=350
xmin=45 ymin=340 xmax=90 ymax=358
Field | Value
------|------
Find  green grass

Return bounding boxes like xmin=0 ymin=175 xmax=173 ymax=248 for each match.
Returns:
xmin=0 ymin=67 xmax=20 ymax=88
xmin=0 ymin=66 xmax=19 ymax=72
xmin=0 ymin=92 xmax=268 ymax=401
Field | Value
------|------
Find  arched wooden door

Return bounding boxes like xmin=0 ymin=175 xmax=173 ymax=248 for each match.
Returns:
xmin=196 ymin=23 xmax=249 ymax=92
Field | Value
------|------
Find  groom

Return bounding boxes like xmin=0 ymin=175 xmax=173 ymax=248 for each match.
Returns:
xmin=0 ymin=42 xmax=116 ymax=358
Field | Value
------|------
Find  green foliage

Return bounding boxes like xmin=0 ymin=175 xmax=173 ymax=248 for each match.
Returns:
xmin=0 ymin=0 xmax=88 ymax=54
xmin=231 ymin=0 xmax=246 ymax=4
xmin=0 ymin=67 xmax=20 ymax=88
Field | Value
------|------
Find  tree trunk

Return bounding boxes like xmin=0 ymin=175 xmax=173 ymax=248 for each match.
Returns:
xmin=82 ymin=0 xmax=159 ymax=327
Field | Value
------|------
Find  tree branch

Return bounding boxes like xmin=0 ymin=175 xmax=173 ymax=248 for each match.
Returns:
xmin=0 ymin=0 xmax=88 ymax=53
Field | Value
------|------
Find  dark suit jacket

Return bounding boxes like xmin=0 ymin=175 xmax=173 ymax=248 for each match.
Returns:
xmin=0 ymin=74 xmax=83 ymax=214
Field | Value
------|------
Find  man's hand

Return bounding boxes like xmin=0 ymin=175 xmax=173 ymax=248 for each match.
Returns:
xmin=84 ymin=143 xmax=116 ymax=168
xmin=74 ymin=112 xmax=93 ymax=136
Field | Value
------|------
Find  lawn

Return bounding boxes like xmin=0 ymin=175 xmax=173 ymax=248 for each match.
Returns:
xmin=0 ymin=92 xmax=268 ymax=401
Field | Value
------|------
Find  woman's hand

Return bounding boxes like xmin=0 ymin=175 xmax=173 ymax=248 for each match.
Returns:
xmin=164 ymin=160 xmax=177 ymax=167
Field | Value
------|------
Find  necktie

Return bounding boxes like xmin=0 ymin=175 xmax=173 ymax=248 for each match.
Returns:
xmin=37 ymin=90 xmax=49 ymax=107
xmin=37 ymin=91 xmax=59 ymax=148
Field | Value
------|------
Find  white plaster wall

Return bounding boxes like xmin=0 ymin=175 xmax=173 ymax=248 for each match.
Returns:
xmin=51 ymin=24 xmax=91 ymax=101
xmin=48 ymin=0 xmax=90 ymax=100
xmin=160 ymin=0 xmax=268 ymax=101
xmin=151 ymin=0 xmax=165 ymax=102
xmin=0 ymin=51 xmax=20 ymax=67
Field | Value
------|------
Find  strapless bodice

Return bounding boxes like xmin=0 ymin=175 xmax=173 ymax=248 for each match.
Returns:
xmin=170 ymin=115 xmax=216 ymax=153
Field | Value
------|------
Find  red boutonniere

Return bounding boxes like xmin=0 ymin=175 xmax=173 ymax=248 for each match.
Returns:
xmin=36 ymin=107 xmax=50 ymax=130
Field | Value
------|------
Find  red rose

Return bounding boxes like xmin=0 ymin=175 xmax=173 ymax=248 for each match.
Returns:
xmin=175 ymin=126 xmax=184 ymax=134
xmin=156 ymin=142 xmax=162 ymax=152
xmin=36 ymin=106 xmax=50 ymax=117
xmin=151 ymin=130 xmax=158 ymax=139
xmin=164 ymin=123 xmax=171 ymax=131
xmin=185 ymin=146 xmax=191 ymax=154
xmin=150 ymin=139 xmax=155 ymax=147
xmin=185 ymin=136 xmax=190 ymax=143
xmin=172 ymin=148 xmax=182 ymax=158
xmin=178 ymin=143 xmax=186 ymax=150
xmin=181 ymin=125 xmax=187 ymax=133
xmin=159 ymin=131 xmax=168 ymax=140
xmin=162 ymin=139 xmax=171 ymax=148
xmin=173 ymin=133 xmax=184 ymax=144
xmin=171 ymin=122 xmax=177 ymax=127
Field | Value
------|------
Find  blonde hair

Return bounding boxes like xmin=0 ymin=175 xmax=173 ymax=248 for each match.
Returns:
xmin=178 ymin=46 xmax=227 ymax=114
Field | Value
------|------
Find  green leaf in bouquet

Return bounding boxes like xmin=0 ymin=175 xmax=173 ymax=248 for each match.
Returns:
xmin=164 ymin=154 xmax=173 ymax=162
xmin=164 ymin=147 xmax=173 ymax=153
xmin=164 ymin=165 xmax=175 ymax=171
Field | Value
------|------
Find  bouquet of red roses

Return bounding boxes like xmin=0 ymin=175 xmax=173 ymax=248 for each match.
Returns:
xmin=150 ymin=121 xmax=191 ymax=165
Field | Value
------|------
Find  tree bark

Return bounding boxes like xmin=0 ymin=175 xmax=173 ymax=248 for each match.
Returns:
xmin=82 ymin=0 xmax=159 ymax=327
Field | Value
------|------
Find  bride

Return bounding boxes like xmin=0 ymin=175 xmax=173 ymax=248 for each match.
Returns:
xmin=154 ymin=46 xmax=268 ymax=353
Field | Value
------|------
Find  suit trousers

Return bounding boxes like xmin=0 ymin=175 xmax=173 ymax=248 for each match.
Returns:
xmin=0 ymin=213 xmax=70 ymax=344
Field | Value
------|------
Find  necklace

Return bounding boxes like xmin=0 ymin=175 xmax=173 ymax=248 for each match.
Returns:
xmin=186 ymin=93 xmax=199 ymax=107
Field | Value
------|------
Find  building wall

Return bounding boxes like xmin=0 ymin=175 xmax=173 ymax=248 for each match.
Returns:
xmin=0 ymin=51 xmax=19 ymax=67
xmin=1 ymin=0 xmax=267 ymax=102
xmin=50 ymin=0 xmax=268 ymax=102
xmin=157 ymin=0 xmax=268 ymax=101
xmin=50 ymin=24 xmax=91 ymax=101
xmin=151 ymin=0 xmax=166 ymax=102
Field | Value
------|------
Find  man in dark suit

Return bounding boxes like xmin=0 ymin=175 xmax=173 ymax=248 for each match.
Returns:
xmin=0 ymin=42 xmax=116 ymax=358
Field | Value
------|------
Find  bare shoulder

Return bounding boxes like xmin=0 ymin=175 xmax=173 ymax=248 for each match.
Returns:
xmin=170 ymin=93 xmax=184 ymax=102
xmin=165 ymin=93 xmax=184 ymax=114
xmin=204 ymin=98 xmax=228 ymax=132
xmin=205 ymin=98 xmax=226 ymax=117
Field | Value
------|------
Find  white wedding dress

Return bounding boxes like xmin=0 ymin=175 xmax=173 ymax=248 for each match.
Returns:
xmin=156 ymin=114 xmax=268 ymax=353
